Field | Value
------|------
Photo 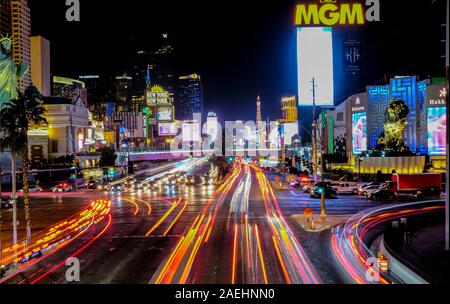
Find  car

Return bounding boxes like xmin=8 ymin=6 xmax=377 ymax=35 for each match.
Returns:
xmin=19 ymin=185 xmax=43 ymax=193
xmin=186 ymin=175 xmax=195 ymax=185
xmin=354 ymin=183 xmax=368 ymax=194
xmin=86 ymin=180 xmax=99 ymax=189
xmin=97 ymin=182 xmax=108 ymax=190
xmin=110 ymin=184 xmax=124 ymax=193
xmin=310 ymin=181 xmax=334 ymax=192
xmin=358 ymin=183 xmax=383 ymax=196
xmin=302 ymin=183 xmax=315 ymax=193
xmin=124 ymin=177 xmax=136 ymax=188
xmin=310 ymin=186 xmax=338 ymax=199
xmin=52 ymin=183 xmax=72 ymax=192
xmin=367 ymin=189 xmax=395 ymax=201
xmin=336 ymin=183 xmax=356 ymax=195
xmin=357 ymin=182 xmax=384 ymax=195
xmin=361 ymin=184 xmax=387 ymax=197
xmin=1 ymin=198 xmax=13 ymax=209
xmin=201 ymin=175 xmax=213 ymax=185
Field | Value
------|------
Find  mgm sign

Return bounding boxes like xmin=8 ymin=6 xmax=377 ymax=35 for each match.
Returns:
xmin=295 ymin=0 xmax=380 ymax=26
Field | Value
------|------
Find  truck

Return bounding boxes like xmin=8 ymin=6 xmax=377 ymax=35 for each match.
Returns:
xmin=382 ymin=173 xmax=442 ymax=200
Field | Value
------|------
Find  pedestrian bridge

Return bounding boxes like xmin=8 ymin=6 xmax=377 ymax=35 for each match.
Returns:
xmin=123 ymin=148 xmax=281 ymax=162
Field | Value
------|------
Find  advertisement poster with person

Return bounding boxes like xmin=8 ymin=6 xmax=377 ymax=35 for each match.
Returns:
xmin=352 ymin=112 xmax=367 ymax=154
xmin=427 ymin=107 xmax=446 ymax=155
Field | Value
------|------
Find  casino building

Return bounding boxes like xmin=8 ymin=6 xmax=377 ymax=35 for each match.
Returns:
xmin=322 ymin=76 xmax=447 ymax=174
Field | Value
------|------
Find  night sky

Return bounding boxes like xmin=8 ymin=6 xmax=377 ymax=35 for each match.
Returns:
xmin=29 ymin=0 xmax=447 ymax=124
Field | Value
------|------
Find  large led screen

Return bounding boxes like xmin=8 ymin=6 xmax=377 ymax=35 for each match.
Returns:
xmin=427 ymin=107 xmax=446 ymax=156
xmin=352 ymin=112 xmax=367 ymax=154
xmin=297 ymin=27 xmax=334 ymax=106
xmin=158 ymin=123 xmax=178 ymax=136
xmin=156 ymin=106 xmax=173 ymax=121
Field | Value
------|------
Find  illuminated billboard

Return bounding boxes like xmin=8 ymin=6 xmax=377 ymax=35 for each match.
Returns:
xmin=297 ymin=27 xmax=334 ymax=106
xmin=156 ymin=106 xmax=173 ymax=121
xmin=294 ymin=2 xmax=380 ymax=26
xmin=158 ymin=123 xmax=178 ymax=136
xmin=352 ymin=112 xmax=367 ymax=154
xmin=427 ymin=107 xmax=446 ymax=156
xmin=147 ymin=85 xmax=172 ymax=105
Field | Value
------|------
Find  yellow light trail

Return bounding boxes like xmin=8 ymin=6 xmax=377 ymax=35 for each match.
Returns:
xmin=272 ymin=235 xmax=291 ymax=284
xmin=122 ymin=197 xmax=140 ymax=216
xmin=163 ymin=201 xmax=188 ymax=236
xmin=145 ymin=199 xmax=181 ymax=237
xmin=134 ymin=198 xmax=152 ymax=215
xmin=245 ymin=215 xmax=251 ymax=267
xmin=154 ymin=216 xmax=200 ymax=284
xmin=232 ymin=224 xmax=238 ymax=284
xmin=254 ymin=225 xmax=268 ymax=284
xmin=179 ymin=215 xmax=212 ymax=284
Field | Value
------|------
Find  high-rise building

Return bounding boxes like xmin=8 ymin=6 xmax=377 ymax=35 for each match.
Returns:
xmin=176 ymin=74 xmax=203 ymax=121
xmin=11 ymin=0 xmax=31 ymax=91
xmin=31 ymin=35 xmax=50 ymax=96
xmin=149 ymin=33 xmax=175 ymax=95
xmin=129 ymin=50 xmax=150 ymax=98
xmin=52 ymin=76 xmax=87 ymax=108
xmin=280 ymin=96 xmax=298 ymax=123
xmin=115 ymin=73 xmax=133 ymax=103
xmin=79 ymin=75 xmax=105 ymax=120
xmin=0 ymin=0 xmax=11 ymax=36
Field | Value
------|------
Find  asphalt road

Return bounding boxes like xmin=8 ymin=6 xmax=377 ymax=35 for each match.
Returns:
xmin=0 ymin=159 xmax=400 ymax=284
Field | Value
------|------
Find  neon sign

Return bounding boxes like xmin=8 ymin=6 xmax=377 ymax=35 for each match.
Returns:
xmin=295 ymin=1 xmax=380 ymax=26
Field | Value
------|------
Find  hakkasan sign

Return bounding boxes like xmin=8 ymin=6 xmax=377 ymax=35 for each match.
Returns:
xmin=295 ymin=0 xmax=380 ymax=26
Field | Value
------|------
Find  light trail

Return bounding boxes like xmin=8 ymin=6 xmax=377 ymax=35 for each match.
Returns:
xmin=145 ymin=198 xmax=182 ymax=237
xmin=231 ymin=224 xmax=238 ymax=284
xmin=133 ymin=197 xmax=152 ymax=215
xmin=30 ymin=214 xmax=113 ymax=284
xmin=163 ymin=201 xmax=188 ymax=236
xmin=121 ymin=197 xmax=140 ymax=216
xmin=251 ymin=165 xmax=322 ymax=284
xmin=0 ymin=200 xmax=112 ymax=284
xmin=150 ymin=161 xmax=243 ymax=284
xmin=331 ymin=201 xmax=444 ymax=284
xmin=254 ymin=225 xmax=268 ymax=284
xmin=151 ymin=214 xmax=211 ymax=284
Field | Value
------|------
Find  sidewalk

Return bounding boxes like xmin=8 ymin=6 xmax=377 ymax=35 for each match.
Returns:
xmin=385 ymin=222 xmax=449 ymax=284
xmin=291 ymin=214 xmax=350 ymax=232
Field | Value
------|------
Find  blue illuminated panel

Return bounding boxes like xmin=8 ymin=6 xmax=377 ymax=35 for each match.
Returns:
xmin=390 ymin=77 xmax=418 ymax=151
xmin=297 ymin=27 xmax=334 ymax=106
xmin=367 ymin=85 xmax=390 ymax=149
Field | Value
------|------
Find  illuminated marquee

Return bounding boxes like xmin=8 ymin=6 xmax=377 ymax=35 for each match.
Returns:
xmin=146 ymin=85 xmax=172 ymax=105
xmin=295 ymin=1 xmax=380 ymax=26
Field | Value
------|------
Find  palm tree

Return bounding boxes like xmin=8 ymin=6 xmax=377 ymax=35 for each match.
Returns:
xmin=0 ymin=85 xmax=47 ymax=243
xmin=0 ymin=107 xmax=24 ymax=245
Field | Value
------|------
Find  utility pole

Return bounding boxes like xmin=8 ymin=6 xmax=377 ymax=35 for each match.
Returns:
xmin=310 ymin=77 xmax=326 ymax=218
xmin=310 ymin=78 xmax=318 ymax=183
xmin=11 ymin=154 xmax=17 ymax=245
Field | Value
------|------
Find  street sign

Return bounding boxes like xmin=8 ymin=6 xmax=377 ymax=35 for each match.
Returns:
xmin=304 ymin=207 xmax=313 ymax=218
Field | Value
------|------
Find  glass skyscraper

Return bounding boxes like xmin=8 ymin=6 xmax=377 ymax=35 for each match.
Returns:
xmin=176 ymin=74 xmax=203 ymax=121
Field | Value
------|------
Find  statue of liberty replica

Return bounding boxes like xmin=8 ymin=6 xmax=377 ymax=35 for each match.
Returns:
xmin=0 ymin=35 xmax=29 ymax=109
